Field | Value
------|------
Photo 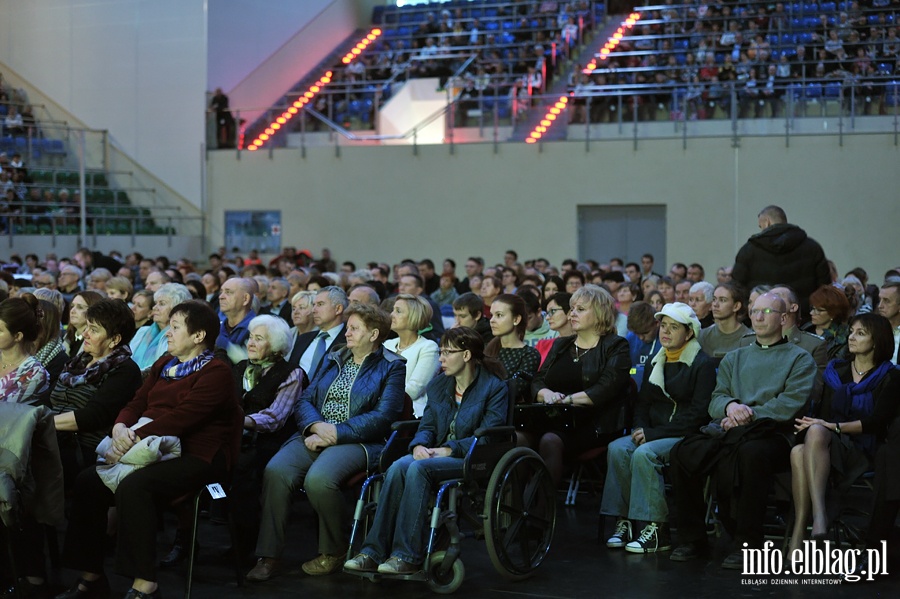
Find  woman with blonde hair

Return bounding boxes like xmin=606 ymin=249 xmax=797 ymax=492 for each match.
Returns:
xmin=529 ymin=285 xmax=631 ymax=484
xmin=383 ymin=293 xmax=439 ymax=417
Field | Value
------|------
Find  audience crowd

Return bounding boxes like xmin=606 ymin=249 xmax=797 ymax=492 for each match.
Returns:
xmin=1 ymin=203 xmax=899 ymax=596
xmin=571 ymin=0 xmax=900 ymax=121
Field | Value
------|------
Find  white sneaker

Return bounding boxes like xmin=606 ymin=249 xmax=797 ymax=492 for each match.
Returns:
xmin=606 ymin=518 xmax=632 ymax=548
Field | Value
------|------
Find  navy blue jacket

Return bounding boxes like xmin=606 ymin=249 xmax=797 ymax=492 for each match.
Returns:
xmin=410 ymin=365 xmax=509 ymax=458
xmin=294 ymin=345 xmax=405 ymax=470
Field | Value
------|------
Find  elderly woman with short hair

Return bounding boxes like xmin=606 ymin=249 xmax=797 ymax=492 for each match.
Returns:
xmin=384 ymin=293 xmax=440 ymax=417
xmin=229 ymin=314 xmax=307 ymax=556
xmin=56 ymin=301 xmax=242 ymax=599
xmin=129 ymin=283 xmax=192 ymax=373
xmin=49 ymin=299 xmax=143 ymax=486
xmin=529 ymin=285 xmax=632 ymax=485
xmin=248 ymin=303 xmax=405 ymax=582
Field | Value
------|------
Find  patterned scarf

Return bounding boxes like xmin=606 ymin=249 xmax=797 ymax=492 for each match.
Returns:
xmin=243 ymin=357 xmax=277 ymax=391
xmin=35 ymin=337 xmax=65 ymax=366
xmin=161 ymin=349 xmax=214 ymax=380
xmin=57 ymin=344 xmax=133 ymax=388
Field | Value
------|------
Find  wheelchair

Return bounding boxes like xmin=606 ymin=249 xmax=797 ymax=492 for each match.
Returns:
xmin=343 ymin=418 xmax=557 ymax=594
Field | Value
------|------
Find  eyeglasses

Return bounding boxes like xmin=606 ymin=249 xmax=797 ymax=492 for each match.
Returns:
xmin=659 ymin=323 xmax=685 ymax=333
xmin=546 ymin=308 xmax=565 ymax=316
xmin=439 ymin=348 xmax=465 ymax=357
xmin=749 ymin=308 xmax=784 ymax=317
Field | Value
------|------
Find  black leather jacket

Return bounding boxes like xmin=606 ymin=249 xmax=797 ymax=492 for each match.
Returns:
xmin=531 ymin=333 xmax=631 ymax=435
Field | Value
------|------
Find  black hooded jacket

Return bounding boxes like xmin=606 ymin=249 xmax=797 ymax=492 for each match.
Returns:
xmin=732 ymin=223 xmax=830 ymax=316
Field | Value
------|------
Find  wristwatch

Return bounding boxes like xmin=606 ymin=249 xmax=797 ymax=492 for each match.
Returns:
xmin=834 ymin=422 xmax=842 ymax=435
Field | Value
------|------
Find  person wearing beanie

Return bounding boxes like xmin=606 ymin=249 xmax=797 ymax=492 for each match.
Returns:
xmin=601 ymin=302 xmax=717 ymax=554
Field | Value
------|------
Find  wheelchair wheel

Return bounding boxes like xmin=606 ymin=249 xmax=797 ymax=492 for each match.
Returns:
xmin=426 ymin=550 xmax=465 ymax=594
xmin=484 ymin=447 xmax=556 ymax=581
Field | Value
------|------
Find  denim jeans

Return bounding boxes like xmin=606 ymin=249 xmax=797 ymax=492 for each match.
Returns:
xmin=599 ymin=435 xmax=681 ymax=523
xmin=360 ymin=454 xmax=465 ymax=565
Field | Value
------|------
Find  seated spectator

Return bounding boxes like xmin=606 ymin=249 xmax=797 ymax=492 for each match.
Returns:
xmin=535 ymin=292 xmax=573 ymax=364
xmin=430 ymin=272 xmax=459 ymax=307
xmin=291 ymin=286 xmax=348 ymax=380
xmin=602 ymin=303 xmax=716 ymax=554
xmin=657 ymin=277 xmax=676 ymax=304
xmin=129 ymin=283 xmax=192 ymax=374
xmin=106 ymin=276 xmax=133 ymax=302
xmin=284 ymin=290 xmax=317 ymax=367
xmin=674 ymin=280 xmax=692 ymax=304
xmin=564 ymin=270 xmax=585 ymax=294
xmin=216 ymin=277 xmax=257 ymax=364
xmin=4 ymin=105 xmax=25 ymax=136
xmin=131 ymin=289 xmax=154 ymax=330
xmin=55 ymin=301 xmax=241 ymax=599
xmin=803 ymin=284 xmax=852 ymax=361
xmin=0 ymin=293 xmax=50 ymax=404
xmin=487 ymin=294 xmax=541 ymax=404
xmin=642 ymin=275 xmax=660 ymax=296
xmin=688 ymin=282 xmax=715 ymax=329
xmin=644 ymin=289 xmax=664 ymax=312
xmin=542 ymin=275 xmax=565 ymax=302
xmin=528 ymin=285 xmax=631 ymax=485
xmin=247 ymin=303 xmax=404 ymax=581
xmin=697 ymin=282 xmax=750 ymax=360
xmin=343 ymin=327 xmax=508 ymax=575
xmin=876 ymin=281 xmax=900 ymax=364
xmin=615 ymin=282 xmax=641 ymax=319
xmin=383 ymin=293 xmax=440 ymax=418
xmin=452 ymin=292 xmax=492 ymax=344
xmin=788 ymin=313 xmax=900 ymax=554
xmin=227 ymin=315 xmax=306 ymax=560
xmin=49 ymin=299 xmax=142 ymax=487
xmin=521 ymin=289 xmax=558 ymax=349
xmin=625 ymin=302 xmax=660 ymax=369
xmin=264 ymin=277 xmax=292 ymax=324
xmin=669 ymin=293 xmax=816 ymax=568
xmin=64 ymin=291 xmax=104 ymax=355
xmin=201 ymin=272 xmax=221 ymax=312
xmin=87 ymin=268 xmax=113 ymax=293
xmin=30 ymin=295 xmax=65 ymax=387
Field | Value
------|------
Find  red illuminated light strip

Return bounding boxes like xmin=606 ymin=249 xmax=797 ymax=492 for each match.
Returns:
xmin=525 ymin=12 xmax=640 ymax=144
xmin=246 ymin=28 xmax=383 ymax=151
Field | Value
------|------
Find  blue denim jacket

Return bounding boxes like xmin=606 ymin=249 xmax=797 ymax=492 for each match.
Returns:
xmin=410 ymin=365 xmax=509 ymax=458
xmin=294 ymin=345 xmax=406 ymax=470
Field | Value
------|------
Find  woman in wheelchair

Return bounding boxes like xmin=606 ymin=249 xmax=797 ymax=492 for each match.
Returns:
xmin=343 ymin=326 xmax=508 ymax=575
xmin=247 ymin=303 xmax=405 ymax=581
xmin=600 ymin=303 xmax=716 ymax=554
xmin=528 ymin=285 xmax=632 ymax=485
xmin=788 ymin=313 xmax=900 ymax=554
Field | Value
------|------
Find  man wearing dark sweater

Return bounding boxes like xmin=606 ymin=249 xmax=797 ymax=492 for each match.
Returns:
xmin=669 ymin=293 xmax=817 ymax=569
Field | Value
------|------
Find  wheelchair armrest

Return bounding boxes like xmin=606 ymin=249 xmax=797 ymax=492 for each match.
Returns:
xmin=391 ymin=420 xmax=420 ymax=434
xmin=474 ymin=425 xmax=516 ymax=440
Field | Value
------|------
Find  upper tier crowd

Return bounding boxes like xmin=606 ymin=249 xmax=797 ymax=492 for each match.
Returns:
xmin=571 ymin=0 xmax=900 ymax=120
xmin=1 ymin=204 xmax=899 ymax=596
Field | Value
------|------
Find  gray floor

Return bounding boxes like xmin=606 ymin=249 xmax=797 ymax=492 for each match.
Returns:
xmin=45 ymin=484 xmax=898 ymax=599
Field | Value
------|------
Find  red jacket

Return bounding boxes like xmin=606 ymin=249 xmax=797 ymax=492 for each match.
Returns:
xmin=116 ymin=356 xmax=242 ymax=470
